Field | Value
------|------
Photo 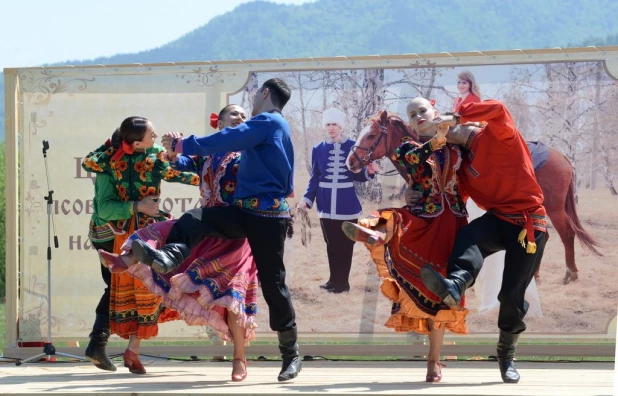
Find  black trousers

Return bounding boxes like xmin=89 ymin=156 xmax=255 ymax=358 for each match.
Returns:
xmin=166 ymin=206 xmax=296 ymax=332
xmin=319 ymin=218 xmax=357 ymax=288
xmin=92 ymin=240 xmax=115 ymax=325
xmin=447 ymin=213 xmax=547 ymax=334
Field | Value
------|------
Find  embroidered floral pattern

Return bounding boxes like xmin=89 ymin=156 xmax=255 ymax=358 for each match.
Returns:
xmin=116 ymin=184 xmax=128 ymax=201
xmin=233 ymin=196 xmax=290 ymax=218
xmin=183 ymin=152 xmax=242 ymax=208
xmin=164 ymin=168 xmax=181 ymax=179
xmin=83 ymin=158 xmax=103 ymax=172
xmin=405 ymin=152 xmax=420 ymax=164
xmin=82 ymin=144 xmax=199 ymax=232
xmin=138 ymin=185 xmax=158 ymax=200
xmin=110 ymin=160 xmax=128 ymax=181
xmin=134 ymin=157 xmax=155 ymax=181
xmin=394 ymin=139 xmax=467 ymax=219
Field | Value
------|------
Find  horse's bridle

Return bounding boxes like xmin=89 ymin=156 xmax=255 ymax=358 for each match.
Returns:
xmin=350 ymin=121 xmax=389 ymax=166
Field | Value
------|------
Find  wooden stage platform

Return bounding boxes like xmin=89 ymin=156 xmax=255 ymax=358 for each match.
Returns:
xmin=0 ymin=359 xmax=614 ymax=395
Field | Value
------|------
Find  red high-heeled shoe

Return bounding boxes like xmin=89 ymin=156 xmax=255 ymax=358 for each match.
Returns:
xmin=231 ymin=358 xmax=248 ymax=382
xmin=341 ymin=222 xmax=385 ymax=246
xmin=123 ymin=349 xmax=146 ymax=375
xmin=98 ymin=250 xmax=130 ymax=273
xmin=426 ymin=360 xmax=445 ymax=383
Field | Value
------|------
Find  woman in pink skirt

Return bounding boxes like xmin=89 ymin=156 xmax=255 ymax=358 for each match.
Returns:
xmin=99 ymin=104 xmax=257 ymax=382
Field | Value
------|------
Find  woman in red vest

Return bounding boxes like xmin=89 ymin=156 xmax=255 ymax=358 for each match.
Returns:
xmin=452 ymin=70 xmax=481 ymax=113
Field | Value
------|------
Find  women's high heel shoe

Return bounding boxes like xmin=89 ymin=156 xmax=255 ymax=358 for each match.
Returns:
xmin=426 ymin=360 xmax=445 ymax=383
xmin=123 ymin=349 xmax=147 ymax=375
xmin=98 ymin=250 xmax=130 ymax=273
xmin=231 ymin=358 xmax=248 ymax=382
xmin=341 ymin=222 xmax=385 ymax=246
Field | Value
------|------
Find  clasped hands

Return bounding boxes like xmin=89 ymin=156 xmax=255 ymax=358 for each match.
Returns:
xmin=432 ymin=114 xmax=459 ymax=139
xmin=161 ymin=131 xmax=183 ymax=152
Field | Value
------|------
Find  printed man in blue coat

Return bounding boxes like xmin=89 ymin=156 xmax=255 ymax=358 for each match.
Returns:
xmin=299 ymin=108 xmax=378 ymax=294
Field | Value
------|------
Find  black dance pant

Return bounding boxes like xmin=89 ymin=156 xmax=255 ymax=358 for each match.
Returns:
xmin=92 ymin=240 xmax=115 ymax=323
xmin=446 ymin=213 xmax=547 ymax=334
xmin=166 ymin=206 xmax=296 ymax=332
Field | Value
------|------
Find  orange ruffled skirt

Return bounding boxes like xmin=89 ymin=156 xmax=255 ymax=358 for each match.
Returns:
xmin=108 ymin=219 xmax=179 ymax=339
xmin=361 ymin=208 xmax=469 ymax=335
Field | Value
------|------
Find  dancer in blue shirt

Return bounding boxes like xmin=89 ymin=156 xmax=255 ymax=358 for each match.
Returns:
xmin=130 ymin=78 xmax=301 ymax=382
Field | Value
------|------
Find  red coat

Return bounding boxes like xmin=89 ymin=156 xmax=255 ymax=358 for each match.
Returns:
xmin=452 ymin=93 xmax=481 ymax=113
xmin=458 ymin=100 xmax=546 ymax=249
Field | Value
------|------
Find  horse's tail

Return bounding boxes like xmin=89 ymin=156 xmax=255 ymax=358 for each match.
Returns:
xmin=564 ymin=163 xmax=603 ymax=256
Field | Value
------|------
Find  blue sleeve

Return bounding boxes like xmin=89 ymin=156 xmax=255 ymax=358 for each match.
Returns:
xmin=171 ymin=155 xmax=199 ymax=173
xmin=302 ymin=146 xmax=320 ymax=208
xmin=181 ymin=115 xmax=271 ymax=156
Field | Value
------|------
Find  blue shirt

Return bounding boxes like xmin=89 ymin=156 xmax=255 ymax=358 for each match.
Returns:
xmin=179 ymin=111 xmax=294 ymax=217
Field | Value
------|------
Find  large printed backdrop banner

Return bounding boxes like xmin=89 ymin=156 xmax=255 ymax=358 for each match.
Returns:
xmin=17 ymin=61 xmax=618 ymax=342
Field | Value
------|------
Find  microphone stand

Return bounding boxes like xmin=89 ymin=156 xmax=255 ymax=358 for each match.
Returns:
xmin=17 ymin=141 xmax=85 ymax=365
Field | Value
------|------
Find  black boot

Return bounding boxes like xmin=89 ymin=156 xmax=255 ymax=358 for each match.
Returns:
xmin=277 ymin=327 xmax=302 ymax=382
xmin=84 ymin=315 xmax=116 ymax=371
xmin=131 ymin=240 xmax=190 ymax=274
xmin=497 ymin=331 xmax=521 ymax=383
xmin=420 ymin=267 xmax=473 ymax=307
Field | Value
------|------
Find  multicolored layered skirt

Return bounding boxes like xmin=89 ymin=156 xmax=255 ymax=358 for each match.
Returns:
xmin=360 ymin=208 xmax=469 ymax=335
xmin=121 ymin=220 xmax=258 ymax=343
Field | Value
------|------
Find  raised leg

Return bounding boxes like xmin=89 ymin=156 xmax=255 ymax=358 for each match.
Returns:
xmin=98 ymin=250 xmax=136 ymax=273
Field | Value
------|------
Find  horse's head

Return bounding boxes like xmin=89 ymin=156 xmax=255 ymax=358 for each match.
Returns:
xmin=346 ymin=110 xmax=417 ymax=173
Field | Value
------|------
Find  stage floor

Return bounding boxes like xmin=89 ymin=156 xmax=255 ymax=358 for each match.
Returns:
xmin=0 ymin=359 xmax=614 ymax=395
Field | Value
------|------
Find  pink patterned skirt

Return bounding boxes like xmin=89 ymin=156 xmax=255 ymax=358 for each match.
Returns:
xmin=121 ymin=219 xmax=258 ymax=343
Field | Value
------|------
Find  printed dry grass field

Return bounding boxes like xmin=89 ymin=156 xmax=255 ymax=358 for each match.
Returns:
xmin=254 ymin=169 xmax=617 ymax=336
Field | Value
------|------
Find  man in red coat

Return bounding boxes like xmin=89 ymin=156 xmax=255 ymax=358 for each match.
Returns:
xmin=418 ymin=99 xmax=548 ymax=384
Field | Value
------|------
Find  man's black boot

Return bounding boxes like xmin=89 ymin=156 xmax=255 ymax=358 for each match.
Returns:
xmin=131 ymin=240 xmax=190 ymax=274
xmin=420 ymin=267 xmax=473 ymax=307
xmin=277 ymin=326 xmax=302 ymax=382
xmin=497 ymin=331 xmax=521 ymax=383
xmin=84 ymin=315 xmax=116 ymax=371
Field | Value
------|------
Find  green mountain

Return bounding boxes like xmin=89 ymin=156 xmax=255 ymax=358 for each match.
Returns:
xmin=2 ymin=0 xmax=618 ymax=141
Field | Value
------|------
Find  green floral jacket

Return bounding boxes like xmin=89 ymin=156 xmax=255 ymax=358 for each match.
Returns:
xmin=83 ymin=143 xmax=199 ymax=241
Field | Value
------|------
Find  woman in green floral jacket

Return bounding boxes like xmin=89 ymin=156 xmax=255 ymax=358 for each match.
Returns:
xmin=82 ymin=116 xmax=198 ymax=374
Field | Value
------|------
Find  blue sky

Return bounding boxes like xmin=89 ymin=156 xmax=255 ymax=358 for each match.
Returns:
xmin=0 ymin=0 xmax=313 ymax=70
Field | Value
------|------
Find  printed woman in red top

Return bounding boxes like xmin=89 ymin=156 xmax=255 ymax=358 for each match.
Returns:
xmin=452 ymin=70 xmax=481 ymax=113
xmin=420 ymin=100 xmax=548 ymax=384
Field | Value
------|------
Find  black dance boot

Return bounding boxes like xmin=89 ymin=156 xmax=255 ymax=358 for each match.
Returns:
xmin=420 ymin=267 xmax=473 ymax=307
xmin=277 ymin=326 xmax=302 ymax=382
xmin=131 ymin=240 xmax=190 ymax=274
xmin=497 ymin=331 xmax=521 ymax=383
xmin=84 ymin=315 xmax=116 ymax=371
